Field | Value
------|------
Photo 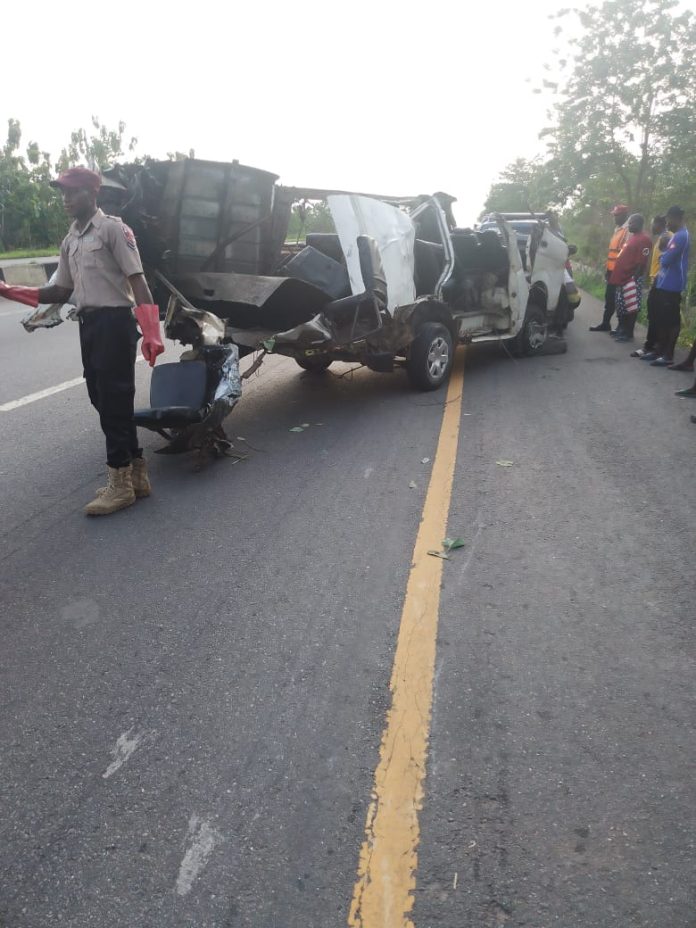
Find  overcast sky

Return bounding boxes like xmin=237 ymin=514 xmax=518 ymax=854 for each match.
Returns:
xmin=5 ymin=0 xmax=593 ymax=222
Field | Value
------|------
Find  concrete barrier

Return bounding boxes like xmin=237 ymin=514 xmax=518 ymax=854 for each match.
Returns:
xmin=1 ymin=264 xmax=49 ymax=286
xmin=0 ymin=256 xmax=59 ymax=286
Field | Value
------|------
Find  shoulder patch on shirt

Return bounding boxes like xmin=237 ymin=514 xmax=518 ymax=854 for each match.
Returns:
xmin=122 ymin=224 xmax=137 ymax=250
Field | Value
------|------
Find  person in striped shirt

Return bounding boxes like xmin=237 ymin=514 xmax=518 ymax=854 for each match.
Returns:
xmin=609 ymin=214 xmax=652 ymax=342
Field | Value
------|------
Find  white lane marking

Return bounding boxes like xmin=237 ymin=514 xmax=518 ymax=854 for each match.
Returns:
xmin=103 ymin=728 xmax=148 ymax=779
xmin=0 ymin=357 xmax=146 ymax=413
xmin=364 ymin=466 xmax=374 ymax=479
xmin=0 ymin=376 xmax=86 ymax=412
xmin=176 ymin=815 xmax=222 ymax=896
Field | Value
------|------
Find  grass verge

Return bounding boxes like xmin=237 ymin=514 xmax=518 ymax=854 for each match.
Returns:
xmin=0 ymin=248 xmax=59 ymax=260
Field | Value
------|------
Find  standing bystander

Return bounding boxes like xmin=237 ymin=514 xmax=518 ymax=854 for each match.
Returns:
xmin=610 ymin=214 xmax=652 ymax=342
xmin=590 ymin=204 xmax=630 ymax=332
xmin=650 ymin=206 xmax=690 ymax=367
xmin=0 ymin=167 xmax=164 ymax=516
xmin=632 ymin=216 xmax=671 ymax=358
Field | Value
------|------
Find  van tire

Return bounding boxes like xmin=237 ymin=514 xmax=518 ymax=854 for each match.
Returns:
xmin=514 ymin=304 xmax=547 ymax=356
xmin=296 ymin=356 xmax=332 ymax=373
xmin=406 ymin=322 xmax=454 ymax=390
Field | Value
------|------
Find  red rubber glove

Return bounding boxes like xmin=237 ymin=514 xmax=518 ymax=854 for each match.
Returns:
xmin=134 ymin=303 xmax=164 ymax=367
xmin=0 ymin=281 xmax=40 ymax=308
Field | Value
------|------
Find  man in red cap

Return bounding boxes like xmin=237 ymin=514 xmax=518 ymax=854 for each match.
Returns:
xmin=590 ymin=204 xmax=630 ymax=332
xmin=0 ymin=166 xmax=164 ymax=516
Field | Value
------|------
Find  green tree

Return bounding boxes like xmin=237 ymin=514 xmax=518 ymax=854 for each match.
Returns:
xmin=543 ymin=0 xmax=696 ymax=211
xmin=0 ymin=120 xmax=63 ymax=250
xmin=287 ymin=199 xmax=335 ymax=241
xmin=481 ymin=158 xmax=559 ymax=216
xmin=0 ymin=117 xmax=143 ymax=251
xmin=57 ymin=117 xmax=138 ymax=172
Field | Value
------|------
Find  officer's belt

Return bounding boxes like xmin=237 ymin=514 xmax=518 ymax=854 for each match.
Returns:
xmin=78 ymin=305 xmax=134 ymax=317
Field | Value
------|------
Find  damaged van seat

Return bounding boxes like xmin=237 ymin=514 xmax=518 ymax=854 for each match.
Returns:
xmin=476 ymin=229 xmax=508 ymax=272
xmin=323 ymin=235 xmax=388 ymax=344
xmin=134 ymin=360 xmax=208 ymax=431
xmin=414 ymin=239 xmax=445 ymax=296
xmin=283 ymin=245 xmax=351 ymax=300
xmin=305 ymin=233 xmax=344 ymax=264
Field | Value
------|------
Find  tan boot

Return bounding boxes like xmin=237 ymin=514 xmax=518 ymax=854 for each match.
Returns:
xmin=131 ymin=457 xmax=152 ymax=498
xmin=96 ymin=457 xmax=151 ymax=499
xmin=85 ymin=465 xmax=136 ymax=516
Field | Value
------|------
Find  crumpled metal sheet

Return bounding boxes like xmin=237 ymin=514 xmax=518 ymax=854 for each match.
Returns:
xmin=164 ymin=296 xmax=226 ymax=347
xmin=327 ymin=194 xmax=416 ymax=310
xmin=271 ymin=315 xmax=334 ymax=351
xmin=171 ymin=272 xmax=330 ymax=331
xmin=21 ymin=303 xmax=65 ymax=332
xmin=21 ymin=271 xmax=76 ymax=332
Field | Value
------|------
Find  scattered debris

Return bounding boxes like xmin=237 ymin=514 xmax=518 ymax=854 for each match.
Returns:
xmin=409 ymin=480 xmax=417 ymax=489
xmin=289 ymin=426 xmax=305 ymax=432
xmin=241 ymin=349 xmax=267 ymax=380
xmin=301 ymin=423 xmax=310 ymax=428
xmin=496 ymin=460 xmax=514 ymax=467
xmin=427 ymin=537 xmax=466 ymax=560
xmin=421 ymin=457 xmax=431 ymax=464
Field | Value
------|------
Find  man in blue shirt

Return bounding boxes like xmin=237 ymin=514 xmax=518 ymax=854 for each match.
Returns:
xmin=650 ymin=206 xmax=690 ymax=366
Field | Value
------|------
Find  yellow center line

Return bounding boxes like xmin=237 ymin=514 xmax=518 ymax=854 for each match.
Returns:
xmin=348 ymin=349 xmax=466 ymax=928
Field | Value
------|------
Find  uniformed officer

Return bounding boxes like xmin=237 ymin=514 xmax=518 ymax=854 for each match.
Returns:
xmin=0 ymin=166 xmax=164 ymax=516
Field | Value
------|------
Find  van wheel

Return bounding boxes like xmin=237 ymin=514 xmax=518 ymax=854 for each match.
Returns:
xmin=296 ymin=356 xmax=332 ymax=373
xmin=406 ymin=322 xmax=454 ymax=390
xmin=514 ymin=304 xmax=547 ymax=355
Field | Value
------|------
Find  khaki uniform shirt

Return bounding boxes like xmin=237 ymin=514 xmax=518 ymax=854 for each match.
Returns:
xmin=54 ymin=209 xmax=144 ymax=310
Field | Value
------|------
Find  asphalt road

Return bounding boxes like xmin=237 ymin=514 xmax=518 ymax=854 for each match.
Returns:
xmin=1 ymin=294 xmax=695 ymax=927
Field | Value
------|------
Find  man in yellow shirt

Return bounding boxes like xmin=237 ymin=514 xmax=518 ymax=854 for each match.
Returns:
xmin=631 ymin=216 xmax=671 ymax=359
xmin=590 ymin=204 xmax=629 ymax=331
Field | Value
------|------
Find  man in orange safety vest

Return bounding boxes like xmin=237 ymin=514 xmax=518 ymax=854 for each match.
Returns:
xmin=590 ymin=204 xmax=630 ymax=332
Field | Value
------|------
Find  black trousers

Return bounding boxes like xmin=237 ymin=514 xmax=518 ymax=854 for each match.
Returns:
xmin=602 ymin=282 xmax=616 ymax=326
xmin=79 ymin=307 xmax=141 ymax=468
xmin=652 ymin=289 xmax=682 ymax=361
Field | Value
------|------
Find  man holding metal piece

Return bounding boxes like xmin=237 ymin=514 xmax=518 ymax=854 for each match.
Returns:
xmin=0 ymin=166 xmax=164 ymax=516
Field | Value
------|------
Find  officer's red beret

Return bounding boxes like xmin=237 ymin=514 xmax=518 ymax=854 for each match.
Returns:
xmin=50 ymin=167 xmax=102 ymax=192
